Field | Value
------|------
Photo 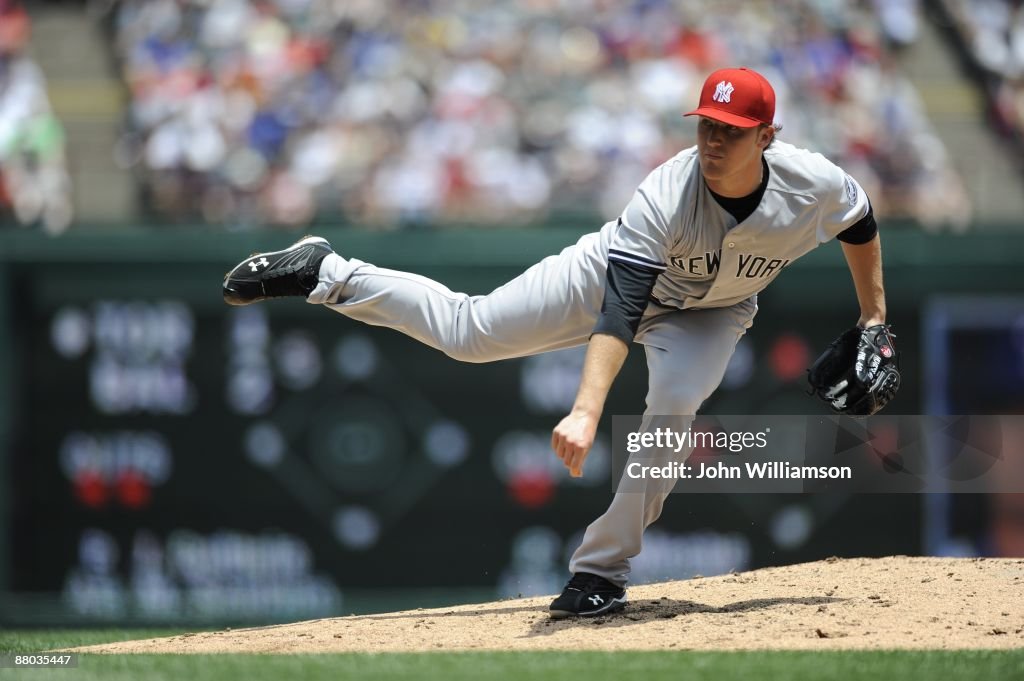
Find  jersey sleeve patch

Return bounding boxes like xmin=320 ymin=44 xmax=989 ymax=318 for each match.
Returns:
xmin=843 ymin=173 xmax=859 ymax=207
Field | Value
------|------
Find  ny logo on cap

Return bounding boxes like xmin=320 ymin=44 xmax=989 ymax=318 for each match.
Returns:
xmin=712 ymin=81 xmax=734 ymax=103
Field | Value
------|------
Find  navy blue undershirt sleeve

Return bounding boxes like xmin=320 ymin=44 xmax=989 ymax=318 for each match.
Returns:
xmin=835 ymin=203 xmax=878 ymax=245
xmin=592 ymin=259 xmax=660 ymax=344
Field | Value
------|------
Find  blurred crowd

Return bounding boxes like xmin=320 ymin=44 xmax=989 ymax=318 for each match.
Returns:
xmin=0 ymin=0 xmax=73 ymax=234
xmin=942 ymin=0 xmax=1024 ymax=142
xmin=104 ymin=0 xmax=966 ymax=229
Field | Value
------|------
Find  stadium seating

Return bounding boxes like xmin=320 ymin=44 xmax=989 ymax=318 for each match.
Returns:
xmin=99 ymin=1 xmax=972 ymax=227
xmin=0 ymin=0 xmax=72 ymax=233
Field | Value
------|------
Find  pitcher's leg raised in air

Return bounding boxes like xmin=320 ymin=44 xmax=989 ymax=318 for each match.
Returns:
xmin=223 ymin=231 xmax=610 ymax=361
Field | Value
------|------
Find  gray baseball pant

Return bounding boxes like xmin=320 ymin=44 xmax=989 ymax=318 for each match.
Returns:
xmin=307 ymin=230 xmax=756 ymax=587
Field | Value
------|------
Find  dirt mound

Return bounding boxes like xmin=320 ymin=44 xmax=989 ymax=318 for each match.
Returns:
xmin=70 ymin=557 xmax=1024 ymax=653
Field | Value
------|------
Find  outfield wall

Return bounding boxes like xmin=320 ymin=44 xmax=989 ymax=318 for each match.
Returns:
xmin=0 ymin=227 xmax=1021 ymax=625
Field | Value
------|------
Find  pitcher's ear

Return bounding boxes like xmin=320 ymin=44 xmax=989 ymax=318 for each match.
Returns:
xmin=762 ymin=122 xmax=783 ymax=149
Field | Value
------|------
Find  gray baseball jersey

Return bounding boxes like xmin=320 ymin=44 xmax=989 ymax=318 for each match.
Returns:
xmin=608 ymin=140 xmax=870 ymax=310
xmin=307 ymin=139 xmax=872 ymax=587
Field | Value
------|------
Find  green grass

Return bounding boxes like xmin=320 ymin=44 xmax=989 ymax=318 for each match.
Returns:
xmin=0 ymin=631 xmax=1021 ymax=681
xmin=0 ymin=630 xmax=192 ymax=655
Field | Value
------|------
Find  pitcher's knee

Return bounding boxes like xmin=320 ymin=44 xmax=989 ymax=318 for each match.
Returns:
xmin=442 ymin=327 xmax=498 ymax=363
xmin=432 ymin=298 xmax=492 ymax=363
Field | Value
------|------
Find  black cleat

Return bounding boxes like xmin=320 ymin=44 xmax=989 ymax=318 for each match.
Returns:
xmin=223 ymin=236 xmax=333 ymax=306
xmin=549 ymin=572 xmax=627 ymax=619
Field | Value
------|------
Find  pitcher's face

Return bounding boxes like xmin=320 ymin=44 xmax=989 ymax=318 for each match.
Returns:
xmin=696 ymin=117 xmax=772 ymax=185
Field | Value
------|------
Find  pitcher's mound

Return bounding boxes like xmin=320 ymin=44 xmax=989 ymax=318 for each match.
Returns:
xmin=70 ymin=556 xmax=1024 ymax=653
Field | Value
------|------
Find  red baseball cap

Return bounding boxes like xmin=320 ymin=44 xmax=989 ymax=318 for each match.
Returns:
xmin=684 ymin=67 xmax=775 ymax=128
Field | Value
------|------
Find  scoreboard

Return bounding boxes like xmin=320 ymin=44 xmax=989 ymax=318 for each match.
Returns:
xmin=0 ymin=232 xmax=924 ymax=625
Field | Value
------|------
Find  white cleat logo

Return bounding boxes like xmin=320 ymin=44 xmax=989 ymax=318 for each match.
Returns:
xmin=712 ymin=80 xmax=734 ymax=103
xmin=588 ymin=595 xmax=604 ymax=606
xmin=249 ymin=257 xmax=270 ymax=272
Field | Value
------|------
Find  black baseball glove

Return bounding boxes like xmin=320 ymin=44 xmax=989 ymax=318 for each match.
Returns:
xmin=807 ymin=324 xmax=901 ymax=416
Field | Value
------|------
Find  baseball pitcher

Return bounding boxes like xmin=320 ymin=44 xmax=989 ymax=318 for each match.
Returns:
xmin=223 ymin=67 xmax=899 ymax=618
